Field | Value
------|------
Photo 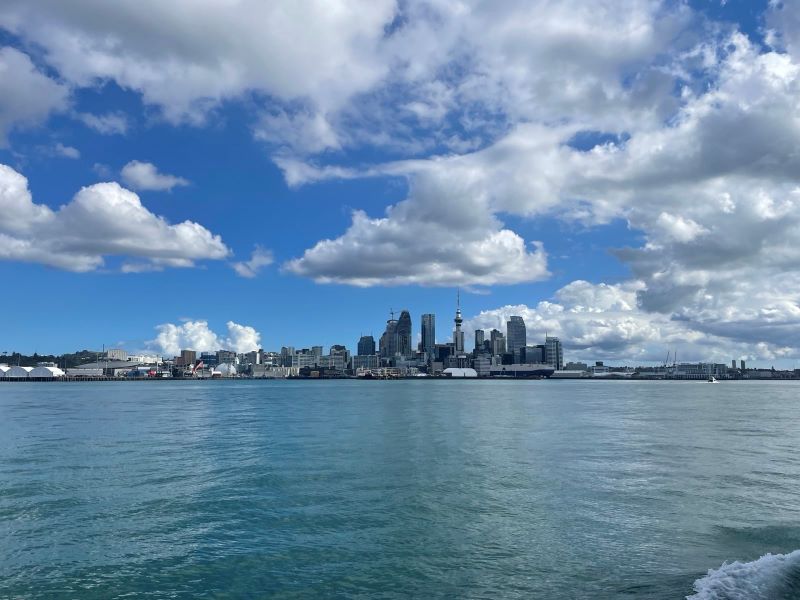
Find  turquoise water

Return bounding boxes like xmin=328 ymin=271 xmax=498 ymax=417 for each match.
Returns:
xmin=1 ymin=380 xmax=800 ymax=599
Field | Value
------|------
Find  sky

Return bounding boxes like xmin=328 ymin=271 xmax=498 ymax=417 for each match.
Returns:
xmin=1 ymin=0 xmax=799 ymax=366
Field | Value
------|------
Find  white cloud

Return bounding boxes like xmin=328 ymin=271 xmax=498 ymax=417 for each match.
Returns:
xmin=0 ymin=163 xmax=229 ymax=271
xmin=76 ymin=111 xmax=129 ymax=135
xmin=231 ymin=246 xmax=273 ymax=278
xmin=465 ymin=280 xmax=789 ymax=364
xmin=151 ymin=320 xmax=261 ymax=356
xmin=92 ymin=162 xmax=113 ymax=178
xmin=121 ymin=160 xmax=189 ymax=191
xmin=0 ymin=46 xmax=68 ymax=145
xmin=0 ymin=0 xmax=396 ymax=130
xmin=0 ymin=0 xmax=695 ymax=154
xmin=224 ymin=321 xmax=261 ymax=353
xmin=53 ymin=142 xmax=80 ymax=159
xmin=284 ymin=168 xmax=549 ymax=287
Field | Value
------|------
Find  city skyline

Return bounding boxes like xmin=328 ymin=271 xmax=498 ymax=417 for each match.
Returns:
xmin=1 ymin=297 xmax=785 ymax=371
xmin=2 ymin=2 xmax=800 ymax=367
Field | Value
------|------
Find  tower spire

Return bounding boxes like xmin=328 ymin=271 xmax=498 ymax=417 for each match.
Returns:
xmin=453 ymin=288 xmax=464 ymax=353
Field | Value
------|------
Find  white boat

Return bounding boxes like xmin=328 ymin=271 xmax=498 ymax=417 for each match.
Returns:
xmin=707 ymin=376 xmax=718 ymax=383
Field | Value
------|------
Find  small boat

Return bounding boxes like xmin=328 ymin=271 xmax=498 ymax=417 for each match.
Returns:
xmin=707 ymin=376 xmax=718 ymax=383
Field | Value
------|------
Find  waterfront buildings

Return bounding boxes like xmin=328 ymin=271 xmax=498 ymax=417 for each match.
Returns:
xmin=3 ymin=296 xmax=582 ymax=380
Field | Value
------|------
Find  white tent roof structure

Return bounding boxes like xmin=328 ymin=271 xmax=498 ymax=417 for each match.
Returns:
xmin=6 ymin=366 xmax=33 ymax=378
xmin=443 ymin=367 xmax=478 ymax=378
xmin=29 ymin=366 xmax=65 ymax=378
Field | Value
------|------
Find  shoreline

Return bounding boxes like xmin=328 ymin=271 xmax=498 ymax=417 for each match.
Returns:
xmin=1 ymin=376 xmax=797 ymax=383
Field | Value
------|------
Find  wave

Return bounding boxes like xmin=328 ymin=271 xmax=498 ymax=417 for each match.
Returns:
xmin=688 ymin=550 xmax=800 ymax=600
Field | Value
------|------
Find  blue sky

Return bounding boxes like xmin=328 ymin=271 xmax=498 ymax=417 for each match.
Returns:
xmin=3 ymin=0 xmax=800 ymax=366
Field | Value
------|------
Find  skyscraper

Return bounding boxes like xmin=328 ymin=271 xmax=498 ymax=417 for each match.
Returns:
xmin=396 ymin=310 xmax=413 ymax=357
xmin=453 ymin=293 xmax=464 ymax=354
xmin=506 ymin=316 xmax=526 ymax=357
xmin=379 ymin=313 xmax=398 ymax=358
xmin=490 ymin=329 xmax=506 ymax=355
xmin=357 ymin=335 xmax=376 ymax=356
xmin=421 ymin=314 xmax=436 ymax=357
xmin=474 ymin=329 xmax=485 ymax=352
xmin=545 ymin=336 xmax=563 ymax=370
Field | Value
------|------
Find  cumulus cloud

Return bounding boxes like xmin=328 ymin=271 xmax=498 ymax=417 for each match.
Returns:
xmin=121 ymin=160 xmax=189 ymax=191
xmin=284 ymin=169 xmax=549 ymax=287
xmin=0 ymin=46 xmax=68 ymax=145
xmin=231 ymin=246 xmax=273 ymax=278
xmin=151 ymin=320 xmax=261 ymax=356
xmin=0 ymin=163 xmax=229 ymax=271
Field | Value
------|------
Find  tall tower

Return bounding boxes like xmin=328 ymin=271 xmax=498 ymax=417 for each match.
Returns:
xmin=379 ymin=312 xmax=398 ymax=358
xmin=396 ymin=310 xmax=413 ymax=358
xmin=453 ymin=290 xmax=465 ymax=354
xmin=421 ymin=314 xmax=436 ymax=358
xmin=506 ymin=315 xmax=527 ymax=359
xmin=474 ymin=329 xmax=485 ymax=353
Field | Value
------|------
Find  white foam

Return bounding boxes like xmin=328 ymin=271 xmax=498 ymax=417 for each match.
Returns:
xmin=688 ymin=549 xmax=800 ymax=600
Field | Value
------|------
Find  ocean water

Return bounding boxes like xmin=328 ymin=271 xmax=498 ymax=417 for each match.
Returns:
xmin=1 ymin=380 xmax=800 ymax=599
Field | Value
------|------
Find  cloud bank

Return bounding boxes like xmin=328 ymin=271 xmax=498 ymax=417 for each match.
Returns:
xmin=151 ymin=320 xmax=261 ymax=356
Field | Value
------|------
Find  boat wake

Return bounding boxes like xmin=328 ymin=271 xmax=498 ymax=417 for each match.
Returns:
xmin=688 ymin=550 xmax=800 ymax=599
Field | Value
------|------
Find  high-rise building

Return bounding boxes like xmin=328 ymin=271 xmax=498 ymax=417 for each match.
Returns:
xmin=741 ymin=359 xmax=746 ymax=370
xmin=311 ymin=346 xmax=323 ymax=358
xmin=396 ymin=310 xmax=413 ymax=357
xmin=520 ymin=345 xmax=544 ymax=364
xmin=732 ymin=359 xmax=736 ymax=369
xmin=180 ymin=349 xmax=196 ymax=367
xmin=506 ymin=316 xmax=527 ymax=357
xmin=545 ymin=336 xmax=563 ymax=370
xmin=280 ymin=346 xmax=295 ymax=367
xmin=421 ymin=314 xmax=436 ymax=357
xmin=490 ymin=329 xmax=506 ymax=355
xmin=474 ymin=329 xmax=485 ymax=352
xmin=106 ymin=348 xmax=128 ymax=361
xmin=357 ymin=335 xmax=376 ymax=356
xmin=453 ymin=294 xmax=464 ymax=354
xmin=380 ymin=314 xmax=398 ymax=358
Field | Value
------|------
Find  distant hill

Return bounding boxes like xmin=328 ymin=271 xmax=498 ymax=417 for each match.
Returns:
xmin=2 ymin=350 xmax=101 ymax=368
